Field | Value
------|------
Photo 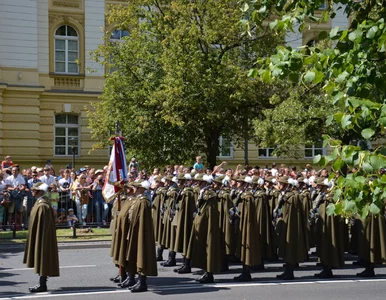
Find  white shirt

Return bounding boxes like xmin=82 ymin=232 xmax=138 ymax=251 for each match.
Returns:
xmin=40 ymin=175 xmax=56 ymax=186
xmin=6 ymin=173 xmax=25 ymax=187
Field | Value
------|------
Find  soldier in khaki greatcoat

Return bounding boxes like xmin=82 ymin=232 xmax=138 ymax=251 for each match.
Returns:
xmin=274 ymin=176 xmax=308 ymax=280
xmin=125 ymin=180 xmax=157 ymax=293
xmin=181 ymin=174 xmax=221 ymax=283
xmin=313 ymin=178 xmax=345 ymax=278
xmin=23 ymin=182 xmax=59 ymax=293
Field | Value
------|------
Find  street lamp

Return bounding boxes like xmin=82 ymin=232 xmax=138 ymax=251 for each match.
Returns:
xmin=69 ymin=137 xmax=77 ymax=171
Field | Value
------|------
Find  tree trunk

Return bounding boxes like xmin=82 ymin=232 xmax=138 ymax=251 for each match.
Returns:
xmin=206 ymin=128 xmax=220 ymax=170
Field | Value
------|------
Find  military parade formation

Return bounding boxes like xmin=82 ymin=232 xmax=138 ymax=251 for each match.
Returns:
xmin=21 ymin=160 xmax=386 ymax=293
xmin=106 ymin=166 xmax=386 ymax=293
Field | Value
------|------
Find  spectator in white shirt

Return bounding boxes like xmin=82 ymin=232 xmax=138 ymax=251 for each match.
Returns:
xmin=39 ymin=167 xmax=56 ymax=187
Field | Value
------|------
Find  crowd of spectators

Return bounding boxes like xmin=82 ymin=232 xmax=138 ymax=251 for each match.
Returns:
xmin=1 ymin=154 xmax=330 ymax=231
xmin=0 ymin=156 xmax=113 ymax=231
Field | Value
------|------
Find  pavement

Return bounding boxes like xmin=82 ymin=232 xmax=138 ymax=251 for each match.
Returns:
xmin=1 ymin=247 xmax=386 ymax=300
xmin=0 ymin=240 xmax=112 ymax=252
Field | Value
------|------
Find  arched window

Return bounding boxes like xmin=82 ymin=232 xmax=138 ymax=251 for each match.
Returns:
xmin=54 ymin=25 xmax=79 ymax=74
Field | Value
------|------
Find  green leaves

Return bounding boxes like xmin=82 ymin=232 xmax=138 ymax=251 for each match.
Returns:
xmin=304 ymin=71 xmax=315 ymax=83
xmin=361 ymin=128 xmax=375 ymax=140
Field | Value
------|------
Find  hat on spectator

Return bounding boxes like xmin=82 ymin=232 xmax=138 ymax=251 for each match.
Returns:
xmin=95 ymin=169 xmax=104 ymax=175
xmin=68 ymin=208 xmax=74 ymax=212
xmin=79 ymin=167 xmax=86 ymax=173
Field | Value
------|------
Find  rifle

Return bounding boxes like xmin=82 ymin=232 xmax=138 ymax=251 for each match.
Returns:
xmin=170 ymin=186 xmax=183 ymax=221
xmin=193 ymin=186 xmax=209 ymax=218
xmin=229 ymin=185 xmax=247 ymax=224
xmin=309 ymin=192 xmax=325 ymax=225
xmin=160 ymin=188 xmax=168 ymax=218
xmin=272 ymin=187 xmax=288 ymax=227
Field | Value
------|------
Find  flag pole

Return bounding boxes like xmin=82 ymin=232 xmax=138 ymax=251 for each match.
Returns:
xmin=115 ymin=121 xmax=124 ymax=283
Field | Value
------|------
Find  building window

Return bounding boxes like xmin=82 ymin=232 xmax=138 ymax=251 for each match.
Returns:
xmin=109 ymin=29 xmax=129 ymax=73
xmin=55 ymin=114 xmax=79 ymax=156
xmin=110 ymin=29 xmax=130 ymax=42
xmin=258 ymin=147 xmax=275 ymax=158
xmin=304 ymin=141 xmax=326 ymax=158
xmin=218 ymin=135 xmax=233 ymax=158
xmin=54 ymin=25 xmax=79 ymax=74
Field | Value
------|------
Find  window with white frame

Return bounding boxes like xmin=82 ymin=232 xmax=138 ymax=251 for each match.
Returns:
xmin=258 ymin=147 xmax=275 ymax=158
xmin=55 ymin=114 xmax=79 ymax=156
xmin=54 ymin=25 xmax=79 ymax=74
xmin=218 ymin=135 xmax=233 ymax=158
xmin=304 ymin=141 xmax=326 ymax=158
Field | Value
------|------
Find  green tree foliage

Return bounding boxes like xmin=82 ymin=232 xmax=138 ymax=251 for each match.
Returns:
xmin=246 ymin=0 xmax=386 ymax=217
xmin=89 ymin=0 xmax=281 ymax=169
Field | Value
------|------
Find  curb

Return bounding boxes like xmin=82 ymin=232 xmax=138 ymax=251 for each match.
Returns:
xmin=0 ymin=240 xmax=111 ymax=252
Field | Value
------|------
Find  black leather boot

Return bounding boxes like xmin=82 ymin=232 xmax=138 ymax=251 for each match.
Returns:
xmin=161 ymin=251 xmax=176 ymax=267
xmin=110 ymin=273 xmax=120 ymax=282
xmin=29 ymin=276 xmax=47 ymax=293
xmin=220 ymin=256 xmax=229 ymax=272
xmin=280 ymin=266 xmax=295 ymax=280
xmin=130 ymin=275 xmax=148 ymax=293
xmin=195 ymin=272 xmax=214 ymax=284
xmin=178 ymin=259 xmax=191 ymax=274
xmin=156 ymin=247 xmax=164 ymax=261
xmin=315 ymin=265 xmax=333 ymax=278
xmin=234 ymin=265 xmax=252 ymax=282
xmin=119 ymin=273 xmax=136 ymax=288
xmin=356 ymin=262 xmax=375 ymax=277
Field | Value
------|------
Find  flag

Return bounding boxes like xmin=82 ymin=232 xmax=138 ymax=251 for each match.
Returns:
xmin=102 ymin=137 xmax=128 ymax=202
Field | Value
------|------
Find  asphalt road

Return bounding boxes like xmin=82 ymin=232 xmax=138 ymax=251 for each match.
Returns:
xmin=1 ymin=245 xmax=386 ymax=300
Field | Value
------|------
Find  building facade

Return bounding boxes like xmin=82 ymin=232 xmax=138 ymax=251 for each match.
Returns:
xmin=0 ymin=1 xmax=349 ymax=171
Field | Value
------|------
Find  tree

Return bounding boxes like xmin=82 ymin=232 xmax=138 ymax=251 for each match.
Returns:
xmin=246 ymin=0 xmax=386 ymax=217
xmin=89 ymin=0 xmax=282 ymax=169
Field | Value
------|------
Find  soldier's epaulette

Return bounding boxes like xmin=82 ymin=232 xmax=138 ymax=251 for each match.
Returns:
xmin=183 ymin=187 xmax=193 ymax=193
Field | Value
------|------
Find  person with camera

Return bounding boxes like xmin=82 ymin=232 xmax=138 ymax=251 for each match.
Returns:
xmin=23 ymin=182 xmax=59 ymax=293
xmin=91 ymin=170 xmax=108 ymax=227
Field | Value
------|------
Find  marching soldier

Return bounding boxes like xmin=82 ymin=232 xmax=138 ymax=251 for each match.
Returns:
xmin=313 ymin=178 xmax=345 ymax=278
xmin=233 ymin=176 xmax=261 ymax=281
xmin=160 ymin=175 xmax=179 ymax=267
xmin=151 ymin=176 xmax=168 ymax=261
xmin=253 ymin=177 xmax=275 ymax=268
xmin=182 ymin=174 xmax=221 ymax=283
xmin=125 ymin=180 xmax=157 ymax=292
xmin=274 ymin=177 xmax=308 ymax=280
xmin=298 ymin=177 xmax=312 ymax=255
xmin=23 ymin=182 xmax=59 ymax=293
xmin=173 ymin=174 xmax=195 ymax=273
xmin=215 ymin=175 xmax=236 ymax=272
xmin=356 ymin=180 xmax=386 ymax=277
xmin=110 ymin=184 xmax=136 ymax=286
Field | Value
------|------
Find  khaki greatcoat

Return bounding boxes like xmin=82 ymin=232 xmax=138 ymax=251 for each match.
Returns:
xmin=236 ymin=191 xmax=261 ymax=266
xmin=126 ymin=194 xmax=158 ymax=276
xmin=23 ymin=196 xmax=59 ymax=277
xmin=174 ymin=187 xmax=196 ymax=256
xmin=277 ymin=190 xmax=308 ymax=264
xmin=186 ymin=188 xmax=221 ymax=273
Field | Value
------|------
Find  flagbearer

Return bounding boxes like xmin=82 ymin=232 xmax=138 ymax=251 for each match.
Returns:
xmin=23 ymin=182 xmax=59 ymax=293
xmin=126 ymin=180 xmax=158 ymax=292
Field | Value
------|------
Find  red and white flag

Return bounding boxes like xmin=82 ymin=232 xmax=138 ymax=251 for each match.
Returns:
xmin=102 ymin=137 xmax=128 ymax=202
